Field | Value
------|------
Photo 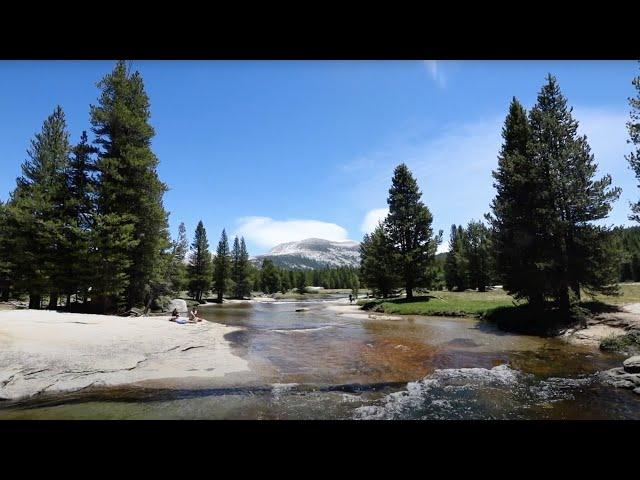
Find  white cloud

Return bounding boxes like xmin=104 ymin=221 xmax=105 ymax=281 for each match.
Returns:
xmin=436 ymin=243 xmax=449 ymax=255
xmin=574 ymin=106 xmax=635 ymax=228
xmin=424 ymin=60 xmax=446 ymax=88
xmin=234 ymin=216 xmax=350 ymax=250
xmin=360 ymin=208 xmax=389 ymax=234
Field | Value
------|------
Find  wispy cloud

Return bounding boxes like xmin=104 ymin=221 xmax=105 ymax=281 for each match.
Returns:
xmin=360 ymin=208 xmax=389 ymax=234
xmin=424 ymin=60 xmax=446 ymax=88
xmin=574 ymin=106 xmax=635 ymax=227
xmin=347 ymin=105 xmax=632 ymax=250
xmin=234 ymin=216 xmax=351 ymax=251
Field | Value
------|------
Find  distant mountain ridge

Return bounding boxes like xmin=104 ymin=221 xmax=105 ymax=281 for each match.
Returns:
xmin=252 ymin=238 xmax=360 ymax=270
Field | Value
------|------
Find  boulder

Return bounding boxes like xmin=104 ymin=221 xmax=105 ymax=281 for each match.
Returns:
xmin=623 ymin=356 xmax=640 ymax=373
xmin=602 ymin=367 xmax=640 ymax=389
xmin=295 ymin=308 xmax=310 ymax=312
xmin=167 ymin=299 xmax=188 ymax=313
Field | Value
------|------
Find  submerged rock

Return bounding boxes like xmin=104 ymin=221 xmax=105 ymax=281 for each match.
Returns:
xmin=295 ymin=308 xmax=309 ymax=312
xmin=623 ymin=355 xmax=640 ymax=373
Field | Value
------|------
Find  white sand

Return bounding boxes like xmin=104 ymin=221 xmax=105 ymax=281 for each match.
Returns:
xmin=324 ymin=303 xmax=402 ymax=321
xmin=0 ymin=310 xmax=250 ymax=401
xmin=562 ymin=303 xmax=640 ymax=347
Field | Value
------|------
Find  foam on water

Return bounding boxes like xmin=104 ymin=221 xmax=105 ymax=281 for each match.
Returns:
xmin=270 ymin=326 xmax=334 ymax=334
xmin=352 ymin=364 xmax=598 ymax=420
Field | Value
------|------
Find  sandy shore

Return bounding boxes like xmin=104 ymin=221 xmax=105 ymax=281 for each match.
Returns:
xmin=324 ymin=303 xmax=402 ymax=321
xmin=562 ymin=303 xmax=640 ymax=347
xmin=0 ymin=310 xmax=250 ymax=401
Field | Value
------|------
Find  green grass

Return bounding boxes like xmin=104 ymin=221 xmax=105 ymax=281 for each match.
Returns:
xmin=356 ymin=283 xmax=640 ymax=319
xmin=588 ymin=282 xmax=640 ymax=304
xmin=358 ymin=288 xmax=517 ymax=317
xmin=599 ymin=331 xmax=640 ymax=353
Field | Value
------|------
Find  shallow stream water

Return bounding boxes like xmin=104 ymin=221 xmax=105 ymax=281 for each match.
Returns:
xmin=1 ymin=296 xmax=638 ymax=419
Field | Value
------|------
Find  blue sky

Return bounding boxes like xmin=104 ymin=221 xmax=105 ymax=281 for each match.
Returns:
xmin=0 ymin=60 xmax=638 ymax=255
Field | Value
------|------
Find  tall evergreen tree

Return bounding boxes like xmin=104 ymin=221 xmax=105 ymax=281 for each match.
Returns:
xmin=628 ymin=64 xmax=640 ymax=222
xmin=360 ymin=223 xmax=400 ymax=298
xmin=489 ymin=97 xmax=548 ymax=309
xmin=213 ymin=229 xmax=230 ymax=302
xmin=490 ymin=79 xmax=621 ymax=316
xmin=57 ymin=131 xmax=98 ymax=308
xmin=90 ymin=60 xmax=170 ymax=311
xmin=230 ymin=236 xmax=241 ymax=298
xmin=464 ymin=220 xmax=492 ymax=292
xmin=0 ymin=200 xmax=11 ymax=301
xmin=187 ymin=221 xmax=212 ymax=301
xmin=385 ymin=163 xmax=441 ymax=299
xmin=167 ymin=221 xmax=188 ymax=294
xmin=296 ymin=271 xmax=306 ymax=294
xmin=444 ymin=224 xmax=469 ymax=291
xmin=5 ymin=106 xmax=71 ymax=309
xmin=230 ymin=236 xmax=251 ymax=298
xmin=528 ymin=75 xmax=620 ymax=313
xmin=260 ymin=259 xmax=281 ymax=294
xmin=237 ymin=237 xmax=251 ymax=297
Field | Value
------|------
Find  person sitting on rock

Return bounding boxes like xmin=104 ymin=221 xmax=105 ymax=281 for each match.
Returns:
xmin=170 ymin=308 xmax=180 ymax=322
xmin=188 ymin=306 xmax=202 ymax=323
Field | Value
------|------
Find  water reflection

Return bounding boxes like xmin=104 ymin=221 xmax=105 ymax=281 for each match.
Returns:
xmin=1 ymin=299 xmax=638 ymax=419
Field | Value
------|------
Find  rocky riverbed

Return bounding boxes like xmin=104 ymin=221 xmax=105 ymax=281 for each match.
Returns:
xmin=601 ymin=356 xmax=640 ymax=395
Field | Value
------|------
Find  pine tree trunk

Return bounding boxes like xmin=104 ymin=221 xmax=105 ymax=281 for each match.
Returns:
xmin=406 ymin=286 xmax=413 ymax=299
xmin=66 ymin=293 xmax=72 ymax=311
xmin=217 ymin=290 xmax=223 ymax=303
xmin=529 ymin=293 xmax=544 ymax=312
xmin=558 ymin=286 xmax=570 ymax=318
xmin=570 ymin=281 xmax=581 ymax=301
xmin=29 ymin=294 xmax=41 ymax=310
xmin=0 ymin=288 xmax=9 ymax=302
xmin=47 ymin=293 xmax=58 ymax=310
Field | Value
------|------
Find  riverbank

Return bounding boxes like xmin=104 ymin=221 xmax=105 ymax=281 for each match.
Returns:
xmin=0 ymin=310 xmax=250 ymax=401
xmin=354 ymin=288 xmax=640 ymax=347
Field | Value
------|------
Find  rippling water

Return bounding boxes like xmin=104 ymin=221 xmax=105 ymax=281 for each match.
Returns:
xmin=1 ymin=297 xmax=639 ymax=419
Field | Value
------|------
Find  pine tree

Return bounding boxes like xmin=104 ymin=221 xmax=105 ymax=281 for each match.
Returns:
xmin=281 ymin=268 xmax=291 ymax=292
xmin=385 ymin=163 xmax=442 ymax=299
xmin=260 ymin=259 xmax=281 ymax=294
xmin=296 ymin=271 xmax=306 ymax=294
xmin=167 ymin=221 xmax=188 ymax=294
xmin=360 ymin=223 xmax=400 ymax=298
xmin=91 ymin=60 xmax=170 ymax=311
xmin=213 ymin=229 xmax=230 ymax=302
xmin=528 ymin=75 xmax=620 ymax=314
xmin=488 ymin=97 xmax=548 ymax=309
xmin=5 ymin=106 xmax=71 ymax=309
xmin=55 ymin=131 xmax=98 ymax=308
xmin=444 ymin=224 xmax=469 ymax=291
xmin=237 ymin=237 xmax=251 ymax=297
xmin=187 ymin=221 xmax=212 ymax=301
xmin=628 ymin=63 xmax=640 ymax=221
xmin=0 ymin=200 xmax=11 ymax=301
xmin=229 ymin=236 xmax=250 ymax=299
xmin=490 ymin=79 xmax=621 ymax=316
xmin=351 ymin=274 xmax=360 ymax=298
xmin=464 ymin=220 xmax=492 ymax=292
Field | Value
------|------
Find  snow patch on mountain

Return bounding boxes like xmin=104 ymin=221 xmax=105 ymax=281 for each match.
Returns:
xmin=253 ymin=238 xmax=360 ymax=269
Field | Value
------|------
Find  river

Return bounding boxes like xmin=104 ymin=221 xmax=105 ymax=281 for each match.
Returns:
xmin=0 ymin=296 xmax=638 ymax=419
